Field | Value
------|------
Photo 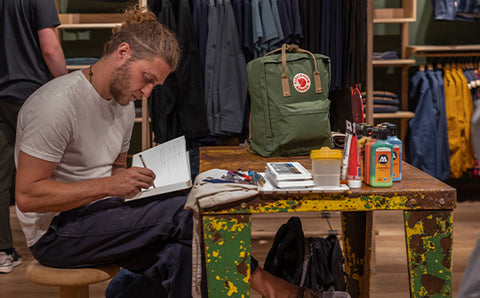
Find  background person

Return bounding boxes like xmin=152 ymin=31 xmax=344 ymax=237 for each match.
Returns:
xmin=0 ymin=0 xmax=67 ymax=274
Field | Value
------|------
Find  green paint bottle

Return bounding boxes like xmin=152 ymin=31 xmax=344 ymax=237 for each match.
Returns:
xmin=369 ymin=127 xmax=393 ymax=187
xmin=364 ymin=126 xmax=377 ymax=185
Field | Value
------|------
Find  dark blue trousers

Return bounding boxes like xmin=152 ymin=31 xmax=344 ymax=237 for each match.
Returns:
xmin=30 ymin=193 xmax=193 ymax=297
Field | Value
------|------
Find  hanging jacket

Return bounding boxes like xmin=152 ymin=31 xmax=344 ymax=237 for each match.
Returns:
xmin=193 ymin=0 xmax=208 ymax=71
xmin=455 ymin=65 xmax=475 ymax=171
xmin=204 ymin=0 xmax=248 ymax=136
xmin=148 ymin=0 xmax=209 ymax=144
xmin=426 ymin=69 xmax=451 ymax=180
xmin=443 ymin=66 xmax=464 ymax=178
xmin=407 ymin=70 xmax=437 ymax=178
xmin=451 ymin=66 xmax=469 ymax=174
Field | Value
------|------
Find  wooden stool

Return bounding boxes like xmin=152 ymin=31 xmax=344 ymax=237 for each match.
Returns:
xmin=26 ymin=260 xmax=120 ymax=298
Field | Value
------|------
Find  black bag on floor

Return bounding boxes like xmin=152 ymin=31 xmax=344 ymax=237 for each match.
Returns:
xmin=264 ymin=216 xmax=346 ymax=292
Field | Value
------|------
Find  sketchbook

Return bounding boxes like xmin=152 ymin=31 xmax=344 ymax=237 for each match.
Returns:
xmin=265 ymin=162 xmax=313 ymax=181
xmin=259 ymin=173 xmax=349 ymax=193
xmin=264 ymin=171 xmax=314 ymax=188
xmin=124 ymin=135 xmax=192 ymax=201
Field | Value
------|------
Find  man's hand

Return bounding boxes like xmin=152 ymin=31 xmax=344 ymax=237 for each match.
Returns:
xmin=108 ymin=167 xmax=156 ymax=197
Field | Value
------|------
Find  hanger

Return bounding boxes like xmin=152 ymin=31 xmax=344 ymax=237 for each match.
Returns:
xmin=419 ymin=64 xmax=425 ymax=71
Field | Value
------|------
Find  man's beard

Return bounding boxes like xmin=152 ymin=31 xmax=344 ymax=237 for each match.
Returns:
xmin=110 ymin=61 xmax=135 ymax=106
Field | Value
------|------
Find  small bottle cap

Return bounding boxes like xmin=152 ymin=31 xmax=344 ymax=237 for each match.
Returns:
xmin=348 ymin=179 xmax=362 ymax=188
xmin=364 ymin=125 xmax=374 ymax=137
xmin=371 ymin=127 xmax=379 ymax=138
xmin=310 ymin=147 xmax=343 ymax=159
xmin=386 ymin=123 xmax=397 ymax=136
xmin=355 ymin=123 xmax=364 ymax=138
xmin=377 ymin=127 xmax=388 ymax=140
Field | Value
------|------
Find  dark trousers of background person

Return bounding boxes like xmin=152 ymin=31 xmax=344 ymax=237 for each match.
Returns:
xmin=0 ymin=100 xmax=22 ymax=251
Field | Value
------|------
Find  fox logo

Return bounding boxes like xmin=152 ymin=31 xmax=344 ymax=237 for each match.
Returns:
xmin=293 ymin=73 xmax=311 ymax=93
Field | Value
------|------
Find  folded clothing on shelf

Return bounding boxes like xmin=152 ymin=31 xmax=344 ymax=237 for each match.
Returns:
xmin=362 ymin=97 xmax=400 ymax=106
xmin=363 ymin=105 xmax=399 ymax=113
xmin=372 ymin=51 xmax=399 ymax=60
xmin=361 ymin=91 xmax=400 ymax=113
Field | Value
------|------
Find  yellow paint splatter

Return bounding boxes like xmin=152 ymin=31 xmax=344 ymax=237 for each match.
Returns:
xmin=216 ymin=276 xmax=221 ymax=280
xmin=203 ymin=195 xmax=416 ymax=215
xmin=213 ymin=250 xmax=219 ymax=257
xmin=225 ymin=280 xmax=238 ymax=296
xmin=243 ymin=271 xmax=250 ymax=284
xmin=405 ymin=221 xmax=424 ymax=239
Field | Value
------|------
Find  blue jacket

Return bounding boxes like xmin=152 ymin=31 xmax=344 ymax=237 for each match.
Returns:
xmin=427 ymin=69 xmax=451 ymax=180
xmin=407 ymin=71 xmax=437 ymax=178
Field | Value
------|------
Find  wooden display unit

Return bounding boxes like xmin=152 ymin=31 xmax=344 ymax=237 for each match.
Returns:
xmin=365 ymin=0 xmax=417 ymax=142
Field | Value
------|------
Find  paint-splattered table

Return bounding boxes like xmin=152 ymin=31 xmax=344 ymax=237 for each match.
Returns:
xmin=199 ymin=146 xmax=456 ymax=298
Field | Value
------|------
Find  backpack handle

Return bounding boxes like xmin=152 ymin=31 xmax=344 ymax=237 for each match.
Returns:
xmin=265 ymin=44 xmax=323 ymax=97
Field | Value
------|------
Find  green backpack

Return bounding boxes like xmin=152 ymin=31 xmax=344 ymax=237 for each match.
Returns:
xmin=247 ymin=44 xmax=333 ymax=157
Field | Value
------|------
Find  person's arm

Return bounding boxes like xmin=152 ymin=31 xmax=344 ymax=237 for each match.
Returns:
xmin=112 ymin=151 xmax=128 ymax=175
xmin=38 ymin=27 xmax=68 ymax=77
xmin=15 ymin=151 xmax=155 ymax=213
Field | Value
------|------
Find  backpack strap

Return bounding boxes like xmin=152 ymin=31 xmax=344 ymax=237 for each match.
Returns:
xmin=265 ymin=44 xmax=323 ymax=97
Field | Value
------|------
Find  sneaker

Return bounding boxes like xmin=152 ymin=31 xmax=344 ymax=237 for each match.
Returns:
xmin=0 ymin=248 xmax=22 ymax=274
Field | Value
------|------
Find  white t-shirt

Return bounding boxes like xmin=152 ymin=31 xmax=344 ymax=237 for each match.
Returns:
xmin=15 ymin=70 xmax=135 ymax=247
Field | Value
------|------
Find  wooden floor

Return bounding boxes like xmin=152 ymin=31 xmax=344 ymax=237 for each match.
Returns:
xmin=1 ymin=201 xmax=479 ymax=297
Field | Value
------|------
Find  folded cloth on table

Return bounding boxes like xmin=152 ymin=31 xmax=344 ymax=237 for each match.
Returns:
xmin=185 ymin=169 xmax=258 ymax=297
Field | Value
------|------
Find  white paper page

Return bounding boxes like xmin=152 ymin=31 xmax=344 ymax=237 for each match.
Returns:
xmin=131 ymin=136 xmax=190 ymax=191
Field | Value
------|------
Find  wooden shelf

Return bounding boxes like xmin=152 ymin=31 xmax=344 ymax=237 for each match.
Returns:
xmin=135 ymin=117 xmax=151 ymax=123
xmin=66 ymin=65 xmax=86 ymax=71
xmin=373 ymin=0 xmax=417 ymax=24
xmin=373 ymin=59 xmax=416 ymax=67
xmin=59 ymin=13 xmax=121 ymax=23
xmin=58 ymin=13 xmax=122 ymax=29
xmin=373 ymin=111 xmax=414 ymax=119
xmin=59 ymin=23 xmax=120 ymax=29
xmin=373 ymin=15 xmax=416 ymax=23
xmin=406 ymin=45 xmax=480 ymax=57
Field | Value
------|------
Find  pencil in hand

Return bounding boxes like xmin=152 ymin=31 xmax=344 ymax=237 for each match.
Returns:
xmin=139 ymin=154 xmax=156 ymax=188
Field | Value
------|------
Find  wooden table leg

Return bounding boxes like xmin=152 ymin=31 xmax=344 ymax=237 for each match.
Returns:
xmin=341 ymin=211 xmax=373 ymax=298
xmin=404 ymin=210 xmax=453 ymax=297
xmin=202 ymin=214 xmax=252 ymax=297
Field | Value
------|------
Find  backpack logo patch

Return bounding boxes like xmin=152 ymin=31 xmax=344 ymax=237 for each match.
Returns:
xmin=293 ymin=73 xmax=311 ymax=93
